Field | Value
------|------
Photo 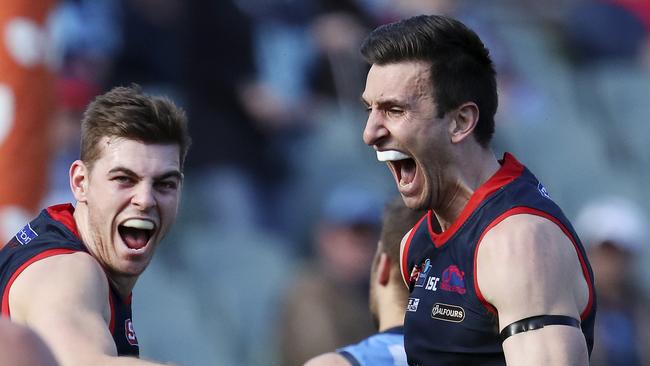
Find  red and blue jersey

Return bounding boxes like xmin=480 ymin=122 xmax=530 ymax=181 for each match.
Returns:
xmin=0 ymin=204 xmax=139 ymax=357
xmin=402 ymin=153 xmax=596 ymax=365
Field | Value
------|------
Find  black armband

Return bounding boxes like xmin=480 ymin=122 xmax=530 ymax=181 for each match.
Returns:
xmin=499 ymin=315 xmax=580 ymax=343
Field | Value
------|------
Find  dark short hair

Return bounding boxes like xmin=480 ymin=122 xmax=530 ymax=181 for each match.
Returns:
xmin=80 ymin=84 xmax=191 ymax=170
xmin=360 ymin=15 xmax=497 ymax=147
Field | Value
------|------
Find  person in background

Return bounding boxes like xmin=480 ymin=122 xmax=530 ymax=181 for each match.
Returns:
xmin=279 ymin=185 xmax=382 ymax=366
xmin=304 ymin=196 xmax=430 ymax=366
xmin=575 ymin=196 xmax=650 ymax=366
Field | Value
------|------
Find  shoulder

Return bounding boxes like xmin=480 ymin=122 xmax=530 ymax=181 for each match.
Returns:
xmin=303 ymin=352 xmax=352 ymax=366
xmin=14 ymin=250 xmax=106 ymax=289
xmin=476 ymin=213 xmax=587 ymax=326
xmin=477 ymin=213 xmax=579 ymax=267
xmin=9 ymin=251 xmax=109 ymax=320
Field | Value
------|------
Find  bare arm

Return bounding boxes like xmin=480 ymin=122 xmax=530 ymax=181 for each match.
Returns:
xmin=304 ymin=352 xmax=352 ymax=366
xmin=476 ymin=214 xmax=590 ymax=366
xmin=0 ymin=318 xmax=58 ymax=366
xmin=9 ymin=252 xmax=172 ymax=366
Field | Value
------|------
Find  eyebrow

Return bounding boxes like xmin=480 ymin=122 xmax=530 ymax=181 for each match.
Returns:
xmin=360 ymin=96 xmax=406 ymax=108
xmin=108 ymin=167 xmax=183 ymax=181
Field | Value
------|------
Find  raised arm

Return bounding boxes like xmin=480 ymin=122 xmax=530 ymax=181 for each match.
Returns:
xmin=8 ymin=252 xmax=171 ymax=366
xmin=476 ymin=214 xmax=591 ymax=366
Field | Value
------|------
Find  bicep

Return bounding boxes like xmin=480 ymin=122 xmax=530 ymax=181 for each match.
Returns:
xmin=10 ymin=253 xmax=118 ymax=365
xmin=476 ymin=214 xmax=589 ymax=365
xmin=502 ymin=323 xmax=588 ymax=365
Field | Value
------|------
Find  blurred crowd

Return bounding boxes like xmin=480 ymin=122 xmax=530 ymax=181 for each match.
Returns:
xmin=1 ymin=0 xmax=650 ymax=365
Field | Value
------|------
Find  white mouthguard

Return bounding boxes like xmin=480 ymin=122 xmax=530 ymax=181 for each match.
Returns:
xmin=376 ymin=150 xmax=410 ymax=162
xmin=122 ymin=219 xmax=154 ymax=230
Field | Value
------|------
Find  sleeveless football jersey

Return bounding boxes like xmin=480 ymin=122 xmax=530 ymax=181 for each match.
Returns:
xmin=338 ymin=326 xmax=407 ymax=366
xmin=401 ymin=153 xmax=596 ymax=365
xmin=0 ymin=204 xmax=139 ymax=356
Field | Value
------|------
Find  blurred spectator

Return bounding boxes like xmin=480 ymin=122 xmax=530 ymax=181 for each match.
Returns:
xmin=307 ymin=0 xmax=375 ymax=108
xmin=575 ymin=196 xmax=650 ymax=366
xmin=42 ymin=76 xmax=100 ymax=206
xmin=181 ymin=0 xmax=294 ymax=232
xmin=564 ymin=0 xmax=648 ymax=65
xmin=304 ymin=196 xmax=430 ymax=366
xmin=50 ymin=0 xmax=122 ymax=86
xmin=278 ymin=185 xmax=383 ymax=366
xmin=110 ymin=0 xmax=185 ymax=96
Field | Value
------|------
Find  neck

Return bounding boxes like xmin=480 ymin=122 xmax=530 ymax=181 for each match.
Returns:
xmin=434 ymin=147 xmax=499 ymax=230
xmin=106 ymin=273 xmax=136 ymax=299
xmin=73 ymin=204 xmax=136 ymax=298
xmin=376 ymin=285 xmax=406 ymax=332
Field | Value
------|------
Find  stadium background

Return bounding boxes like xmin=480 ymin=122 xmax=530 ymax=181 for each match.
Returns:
xmin=1 ymin=0 xmax=649 ymax=365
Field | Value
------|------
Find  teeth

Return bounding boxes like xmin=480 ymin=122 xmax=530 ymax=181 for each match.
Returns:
xmin=122 ymin=219 xmax=154 ymax=230
xmin=377 ymin=150 xmax=410 ymax=162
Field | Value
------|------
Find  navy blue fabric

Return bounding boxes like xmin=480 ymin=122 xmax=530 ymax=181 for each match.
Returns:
xmin=0 ymin=205 xmax=140 ymax=357
xmin=403 ymin=155 xmax=596 ymax=365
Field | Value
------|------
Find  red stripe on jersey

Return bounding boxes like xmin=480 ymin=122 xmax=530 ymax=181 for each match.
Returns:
xmin=46 ymin=204 xmax=80 ymax=239
xmin=428 ymin=153 xmax=524 ymax=248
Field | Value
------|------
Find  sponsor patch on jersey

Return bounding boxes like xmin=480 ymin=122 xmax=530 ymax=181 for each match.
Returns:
xmin=537 ymin=182 xmax=551 ymax=199
xmin=125 ymin=319 xmax=139 ymax=346
xmin=431 ymin=303 xmax=465 ymax=322
xmin=14 ymin=223 xmax=38 ymax=245
xmin=440 ymin=265 xmax=466 ymax=294
xmin=407 ymin=298 xmax=420 ymax=312
xmin=414 ymin=259 xmax=432 ymax=288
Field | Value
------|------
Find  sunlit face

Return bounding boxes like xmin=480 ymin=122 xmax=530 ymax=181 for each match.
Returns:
xmin=72 ymin=137 xmax=182 ymax=280
xmin=362 ymin=61 xmax=453 ymax=210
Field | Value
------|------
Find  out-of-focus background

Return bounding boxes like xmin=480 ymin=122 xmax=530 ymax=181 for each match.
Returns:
xmin=1 ymin=0 xmax=649 ymax=365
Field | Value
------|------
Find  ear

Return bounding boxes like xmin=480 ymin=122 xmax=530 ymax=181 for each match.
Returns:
xmin=376 ymin=252 xmax=391 ymax=287
xmin=69 ymin=160 xmax=89 ymax=202
xmin=449 ymin=102 xmax=479 ymax=144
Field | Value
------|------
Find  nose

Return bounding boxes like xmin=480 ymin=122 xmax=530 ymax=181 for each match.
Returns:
xmin=362 ymin=109 xmax=388 ymax=147
xmin=132 ymin=183 xmax=156 ymax=211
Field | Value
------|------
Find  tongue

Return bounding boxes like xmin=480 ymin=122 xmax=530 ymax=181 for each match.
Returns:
xmin=400 ymin=159 xmax=416 ymax=186
xmin=122 ymin=227 xmax=148 ymax=250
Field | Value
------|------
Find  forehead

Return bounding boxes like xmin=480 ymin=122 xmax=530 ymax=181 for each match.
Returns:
xmin=93 ymin=137 xmax=180 ymax=175
xmin=362 ymin=61 xmax=433 ymax=103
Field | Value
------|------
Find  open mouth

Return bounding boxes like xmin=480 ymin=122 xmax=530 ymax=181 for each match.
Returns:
xmin=118 ymin=219 xmax=155 ymax=250
xmin=377 ymin=150 xmax=417 ymax=187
